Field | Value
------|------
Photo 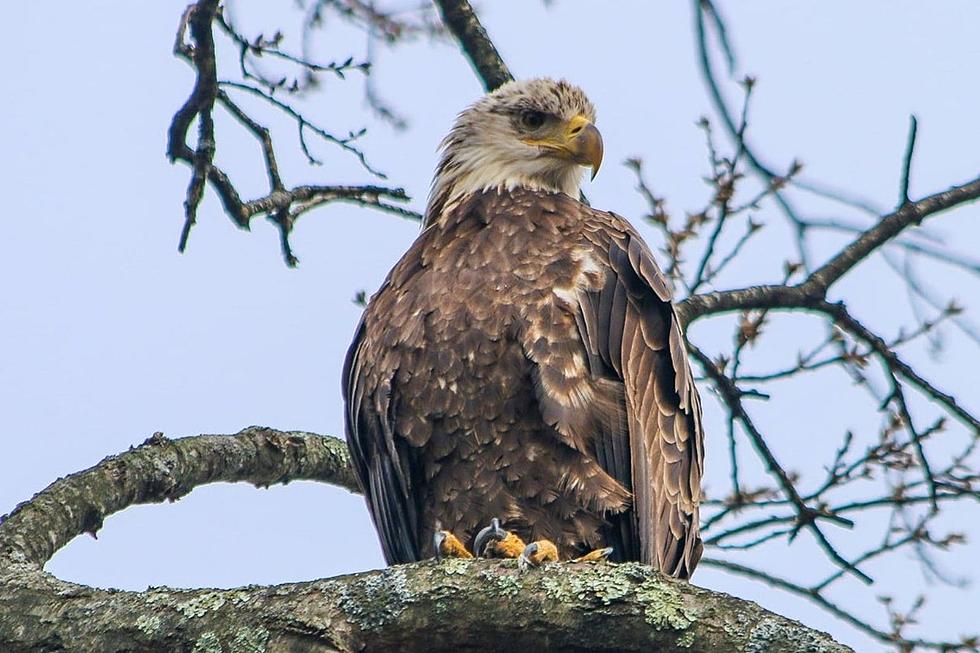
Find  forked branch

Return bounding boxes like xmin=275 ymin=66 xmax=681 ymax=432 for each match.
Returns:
xmin=167 ymin=0 xmax=419 ymax=265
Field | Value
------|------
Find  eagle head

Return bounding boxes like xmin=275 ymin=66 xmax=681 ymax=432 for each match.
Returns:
xmin=426 ymin=78 xmax=603 ymax=222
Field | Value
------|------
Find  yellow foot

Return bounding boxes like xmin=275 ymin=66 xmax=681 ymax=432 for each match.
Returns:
xmin=518 ymin=539 xmax=559 ymax=571
xmin=433 ymin=530 xmax=473 ymax=560
xmin=572 ymin=547 xmax=615 ymax=563
xmin=473 ymin=518 xmax=527 ymax=559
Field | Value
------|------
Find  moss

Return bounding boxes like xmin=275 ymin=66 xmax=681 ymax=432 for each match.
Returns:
xmin=191 ymin=632 xmax=223 ymax=653
xmin=535 ymin=563 xmax=631 ymax=607
xmin=229 ymin=626 xmax=269 ymax=653
xmin=633 ymin=576 xmax=695 ymax=633
xmin=493 ymin=573 xmax=522 ymax=598
xmin=747 ymin=616 xmax=846 ymax=653
xmin=439 ymin=558 xmax=473 ymax=575
xmin=338 ymin=567 xmax=415 ymax=631
xmin=540 ymin=570 xmax=571 ymax=604
xmin=569 ymin=565 xmax=632 ymax=605
xmin=177 ymin=592 xmax=227 ymax=618
xmin=676 ymin=630 xmax=695 ymax=648
xmin=144 ymin=591 xmax=171 ymax=606
xmin=721 ymin=607 xmax=754 ymax=641
xmin=135 ymin=614 xmax=161 ymax=636
xmin=227 ymin=590 xmax=252 ymax=607
xmin=183 ymin=623 xmax=267 ymax=652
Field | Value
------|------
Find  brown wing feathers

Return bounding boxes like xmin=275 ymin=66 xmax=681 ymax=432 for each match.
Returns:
xmin=344 ymin=315 xmax=423 ymax=564
xmin=582 ymin=212 xmax=704 ymax=577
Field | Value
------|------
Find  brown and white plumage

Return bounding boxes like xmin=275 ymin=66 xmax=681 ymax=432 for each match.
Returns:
xmin=343 ymin=78 xmax=704 ymax=578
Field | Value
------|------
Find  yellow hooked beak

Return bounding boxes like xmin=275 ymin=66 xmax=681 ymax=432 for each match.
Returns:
xmin=522 ymin=114 xmax=604 ymax=180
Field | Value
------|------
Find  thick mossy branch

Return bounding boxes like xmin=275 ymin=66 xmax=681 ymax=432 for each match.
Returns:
xmin=0 ymin=429 xmax=851 ymax=653
xmin=0 ymin=559 xmax=852 ymax=653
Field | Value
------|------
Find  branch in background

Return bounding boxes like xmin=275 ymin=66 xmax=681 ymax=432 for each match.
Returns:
xmin=633 ymin=15 xmax=980 ymax=642
xmin=305 ymin=0 xmax=444 ymax=44
xmin=801 ymin=175 xmax=980 ymax=299
xmin=689 ymin=344 xmax=871 ymax=585
xmin=433 ymin=0 xmax=513 ymax=91
xmin=676 ymin=172 xmax=980 ymax=326
xmin=167 ymin=0 xmax=420 ymax=265
xmin=299 ymin=0 xmax=446 ymax=130
xmin=0 ymin=428 xmax=357 ymax=567
xmin=898 ymin=115 xmax=919 ymax=207
xmin=693 ymin=0 xmax=974 ymax=304
xmin=216 ymin=10 xmax=371 ymax=95
xmin=701 ymin=558 xmax=972 ymax=652
xmin=169 ymin=1 xmax=220 ymax=252
xmin=218 ymin=80 xmax=385 ymax=175
xmin=693 ymin=0 xmax=817 ymax=271
xmin=690 ymin=0 xmax=980 ymax=399
xmin=821 ymin=301 xmax=979 ymax=433
xmin=688 ymin=77 xmax=757 ymax=294
xmin=0 ymin=430 xmax=852 ymax=653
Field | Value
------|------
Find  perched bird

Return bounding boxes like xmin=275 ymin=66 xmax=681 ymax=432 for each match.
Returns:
xmin=343 ymin=78 xmax=704 ymax=578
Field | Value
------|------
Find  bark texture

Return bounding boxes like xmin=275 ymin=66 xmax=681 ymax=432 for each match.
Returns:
xmin=0 ymin=428 xmax=852 ymax=652
xmin=433 ymin=0 xmax=513 ymax=92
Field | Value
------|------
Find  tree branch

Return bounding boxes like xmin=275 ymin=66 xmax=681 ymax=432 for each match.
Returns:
xmin=168 ymin=0 xmax=221 ymax=250
xmin=167 ymin=0 xmax=419 ymax=264
xmin=688 ymin=345 xmax=871 ymax=587
xmin=898 ymin=115 xmax=918 ymax=207
xmin=0 ymin=428 xmax=357 ymax=567
xmin=432 ymin=0 xmax=513 ymax=91
xmin=0 ymin=429 xmax=852 ymax=653
xmin=677 ymin=173 xmax=980 ymax=326
xmin=820 ymin=301 xmax=979 ymax=432
xmin=801 ymin=174 xmax=980 ymax=299
xmin=701 ymin=558 xmax=963 ymax=652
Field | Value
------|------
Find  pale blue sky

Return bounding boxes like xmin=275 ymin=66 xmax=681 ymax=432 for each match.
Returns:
xmin=2 ymin=2 xmax=978 ymax=650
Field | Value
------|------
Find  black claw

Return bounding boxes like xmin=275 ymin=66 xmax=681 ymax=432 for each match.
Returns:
xmin=473 ymin=517 xmax=507 ymax=557
xmin=518 ymin=542 xmax=539 ymax=571
xmin=433 ymin=531 xmax=447 ymax=561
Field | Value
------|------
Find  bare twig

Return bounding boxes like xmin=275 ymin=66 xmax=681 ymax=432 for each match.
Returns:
xmin=169 ymin=0 xmax=221 ymax=250
xmin=898 ymin=115 xmax=919 ymax=207
xmin=689 ymin=344 xmax=870 ymax=584
xmin=702 ymin=558 xmax=974 ymax=651
xmin=821 ymin=301 xmax=978 ymax=433
xmin=219 ymin=80 xmax=384 ymax=175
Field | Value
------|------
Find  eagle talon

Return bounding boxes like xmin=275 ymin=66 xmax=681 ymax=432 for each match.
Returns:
xmin=518 ymin=540 xmax=559 ymax=571
xmin=433 ymin=531 xmax=446 ymax=561
xmin=572 ymin=546 xmax=615 ymax=563
xmin=473 ymin=518 xmax=507 ymax=557
xmin=434 ymin=529 xmax=473 ymax=561
xmin=473 ymin=517 xmax=528 ymax=559
xmin=517 ymin=543 xmax=535 ymax=571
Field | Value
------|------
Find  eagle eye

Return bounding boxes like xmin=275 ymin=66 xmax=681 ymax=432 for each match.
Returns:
xmin=520 ymin=110 xmax=546 ymax=130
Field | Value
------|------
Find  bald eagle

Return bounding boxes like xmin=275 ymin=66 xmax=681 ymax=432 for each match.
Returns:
xmin=343 ymin=78 xmax=704 ymax=578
